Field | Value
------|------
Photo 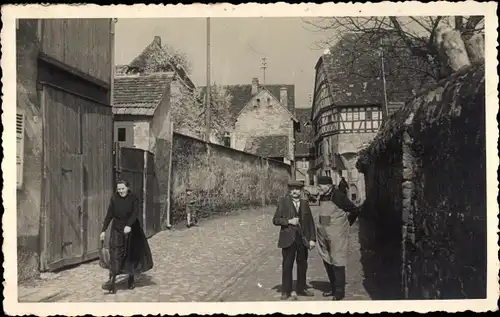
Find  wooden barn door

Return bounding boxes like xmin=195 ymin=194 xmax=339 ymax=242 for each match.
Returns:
xmin=42 ymin=85 xmax=85 ymax=270
xmin=81 ymin=100 xmax=114 ymax=261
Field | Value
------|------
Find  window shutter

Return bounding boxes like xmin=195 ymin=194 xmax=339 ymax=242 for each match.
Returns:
xmin=17 ymin=110 xmax=25 ymax=189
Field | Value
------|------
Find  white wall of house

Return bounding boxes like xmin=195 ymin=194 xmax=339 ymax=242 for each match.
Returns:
xmin=232 ymin=89 xmax=295 ymax=161
xmin=114 ymin=120 xmax=151 ymax=151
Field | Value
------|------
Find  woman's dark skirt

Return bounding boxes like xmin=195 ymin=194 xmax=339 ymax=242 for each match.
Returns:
xmin=109 ymin=220 xmax=154 ymax=275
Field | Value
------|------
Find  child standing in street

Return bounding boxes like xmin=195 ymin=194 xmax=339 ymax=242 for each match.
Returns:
xmin=185 ymin=188 xmax=198 ymax=228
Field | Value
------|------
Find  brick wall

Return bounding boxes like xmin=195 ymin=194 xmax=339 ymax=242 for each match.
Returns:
xmin=17 ymin=20 xmax=43 ymax=282
xmin=357 ymin=63 xmax=486 ymax=299
xmin=169 ymin=133 xmax=291 ymax=225
xmin=232 ymin=89 xmax=294 ymax=161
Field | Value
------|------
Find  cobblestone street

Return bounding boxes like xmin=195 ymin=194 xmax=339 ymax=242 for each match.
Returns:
xmin=18 ymin=206 xmax=371 ymax=302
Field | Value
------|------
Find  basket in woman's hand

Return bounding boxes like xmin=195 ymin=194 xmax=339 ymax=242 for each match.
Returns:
xmin=99 ymin=240 xmax=110 ymax=269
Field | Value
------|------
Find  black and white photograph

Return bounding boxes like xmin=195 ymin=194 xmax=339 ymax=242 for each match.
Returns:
xmin=3 ymin=2 xmax=499 ymax=315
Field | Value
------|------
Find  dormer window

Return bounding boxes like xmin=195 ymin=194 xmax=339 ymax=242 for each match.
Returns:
xmin=267 ymin=97 xmax=272 ymax=107
xmin=255 ymin=98 xmax=261 ymax=107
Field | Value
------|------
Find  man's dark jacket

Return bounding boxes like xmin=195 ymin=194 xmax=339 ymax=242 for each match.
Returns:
xmin=272 ymin=195 xmax=316 ymax=249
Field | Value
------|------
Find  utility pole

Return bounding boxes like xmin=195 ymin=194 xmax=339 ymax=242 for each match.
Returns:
xmin=205 ymin=17 xmax=211 ymax=142
xmin=380 ymin=48 xmax=389 ymax=120
xmin=260 ymin=57 xmax=267 ymax=85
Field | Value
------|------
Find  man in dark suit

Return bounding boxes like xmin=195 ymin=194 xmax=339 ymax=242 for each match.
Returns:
xmin=273 ymin=180 xmax=317 ymax=300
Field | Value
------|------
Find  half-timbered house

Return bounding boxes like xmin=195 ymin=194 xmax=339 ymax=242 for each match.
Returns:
xmin=310 ymin=32 xmax=421 ymax=203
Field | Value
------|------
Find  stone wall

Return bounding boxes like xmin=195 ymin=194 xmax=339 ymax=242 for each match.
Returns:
xmin=357 ymin=63 xmax=486 ymax=299
xmin=169 ymin=133 xmax=291 ymax=225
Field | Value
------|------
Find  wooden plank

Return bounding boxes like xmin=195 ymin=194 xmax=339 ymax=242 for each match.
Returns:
xmin=81 ymin=99 xmax=113 ymax=260
xmin=43 ymin=86 xmax=86 ymax=270
xmin=40 ymin=87 xmax=49 ymax=271
xmin=38 ymin=54 xmax=110 ymax=91
xmin=40 ymin=19 xmax=112 ymax=84
xmin=142 ymin=151 xmax=147 ymax=233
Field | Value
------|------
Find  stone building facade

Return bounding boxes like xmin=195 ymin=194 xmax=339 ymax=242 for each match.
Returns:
xmin=205 ymin=78 xmax=299 ymax=165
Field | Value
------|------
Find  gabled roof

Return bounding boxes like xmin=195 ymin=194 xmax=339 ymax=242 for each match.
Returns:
xmin=199 ymin=84 xmax=296 ymax=123
xmin=294 ymin=107 xmax=314 ymax=157
xmin=235 ymin=86 xmax=299 ymax=123
xmin=120 ymin=36 xmax=196 ymax=91
xmin=318 ymin=33 xmax=384 ymax=107
xmin=317 ymin=31 xmax=430 ymax=108
xmin=113 ymin=72 xmax=174 ymax=116
xmin=244 ymin=135 xmax=289 ymax=158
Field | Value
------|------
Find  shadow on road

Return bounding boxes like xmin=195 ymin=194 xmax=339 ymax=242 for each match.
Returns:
xmin=271 ymin=280 xmax=316 ymax=293
xmin=308 ymin=280 xmax=331 ymax=293
xmin=112 ymin=274 xmax=157 ymax=291
xmin=358 ymin=210 xmax=404 ymax=300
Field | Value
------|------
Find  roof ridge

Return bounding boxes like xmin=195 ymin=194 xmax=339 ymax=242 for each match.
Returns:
xmin=115 ymin=71 xmax=175 ymax=78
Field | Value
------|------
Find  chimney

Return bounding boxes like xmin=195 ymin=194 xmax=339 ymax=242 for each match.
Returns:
xmin=252 ymin=77 xmax=259 ymax=95
xmin=154 ymin=36 xmax=161 ymax=46
xmin=280 ymin=87 xmax=288 ymax=110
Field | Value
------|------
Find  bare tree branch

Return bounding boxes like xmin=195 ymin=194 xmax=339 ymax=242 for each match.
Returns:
xmin=455 ymin=16 xmax=464 ymax=31
xmin=465 ymin=16 xmax=484 ymax=30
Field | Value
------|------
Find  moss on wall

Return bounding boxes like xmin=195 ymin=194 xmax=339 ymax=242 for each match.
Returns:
xmin=357 ymin=63 xmax=486 ymax=299
xmin=169 ymin=133 xmax=291 ymax=225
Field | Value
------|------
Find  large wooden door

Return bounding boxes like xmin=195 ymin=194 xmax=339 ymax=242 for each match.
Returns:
xmin=81 ymin=99 xmax=114 ymax=260
xmin=42 ymin=85 xmax=85 ymax=271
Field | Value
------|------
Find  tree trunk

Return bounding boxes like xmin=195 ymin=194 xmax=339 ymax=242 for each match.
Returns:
xmin=438 ymin=29 xmax=471 ymax=78
xmin=464 ymin=33 xmax=485 ymax=63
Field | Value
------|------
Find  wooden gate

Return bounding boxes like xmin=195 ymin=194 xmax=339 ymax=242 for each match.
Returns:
xmin=41 ymin=85 xmax=113 ymax=271
xmin=42 ymin=86 xmax=85 ymax=270
xmin=115 ymin=145 xmax=160 ymax=238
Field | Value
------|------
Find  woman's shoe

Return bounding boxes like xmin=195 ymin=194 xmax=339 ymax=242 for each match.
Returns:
xmin=109 ymin=285 xmax=117 ymax=294
xmin=102 ymin=280 xmax=117 ymax=294
xmin=102 ymin=274 xmax=117 ymax=294
xmin=322 ymin=291 xmax=334 ymax=297
xmin=127 ymin=275 xmax=135 ymax=290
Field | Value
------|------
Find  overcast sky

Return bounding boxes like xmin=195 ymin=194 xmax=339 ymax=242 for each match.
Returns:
xmin=114 ymin=18 xmax=331 ymax=108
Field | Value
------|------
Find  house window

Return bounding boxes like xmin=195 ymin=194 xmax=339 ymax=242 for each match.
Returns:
xmin=267 ymin=97 xmax=272 ymax=106
xmin=223 ymin=132 xmax=231 ymax=147
xmin=366 ymin=111 xmax=372 ymax=120
xmin=118 ymin=128 xmax=127 ymax=142
xmin=325 ymin=170 xmax=331 ymax=177
xmin=17 ymin=110 xmax=25 ymax=189
xmin=296 ymin=161 xmax=302 ymax=169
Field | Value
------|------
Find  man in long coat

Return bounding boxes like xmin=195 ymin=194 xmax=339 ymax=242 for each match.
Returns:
xmin=315 ymin=176 xmax=359 ymax=300
xmin=273 ymin=180 xmax=317 ymax=300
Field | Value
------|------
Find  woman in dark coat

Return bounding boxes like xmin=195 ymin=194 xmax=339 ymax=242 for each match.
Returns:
xmin=100 ymin=180 xmax=154 ymax=294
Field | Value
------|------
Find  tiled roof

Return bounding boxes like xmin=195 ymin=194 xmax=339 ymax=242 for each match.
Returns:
xmin=244 ymin=135 xmax=289 ymax=158
xmin=294 ymin=107 xmax=314 ymax=157
xmin=319 ymin=32 xmax=431 ymax=107
xmin=113 ymin=73 xmax=173 ymax=115
xmin=199 ymin=84 xmax=295 ymax=122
